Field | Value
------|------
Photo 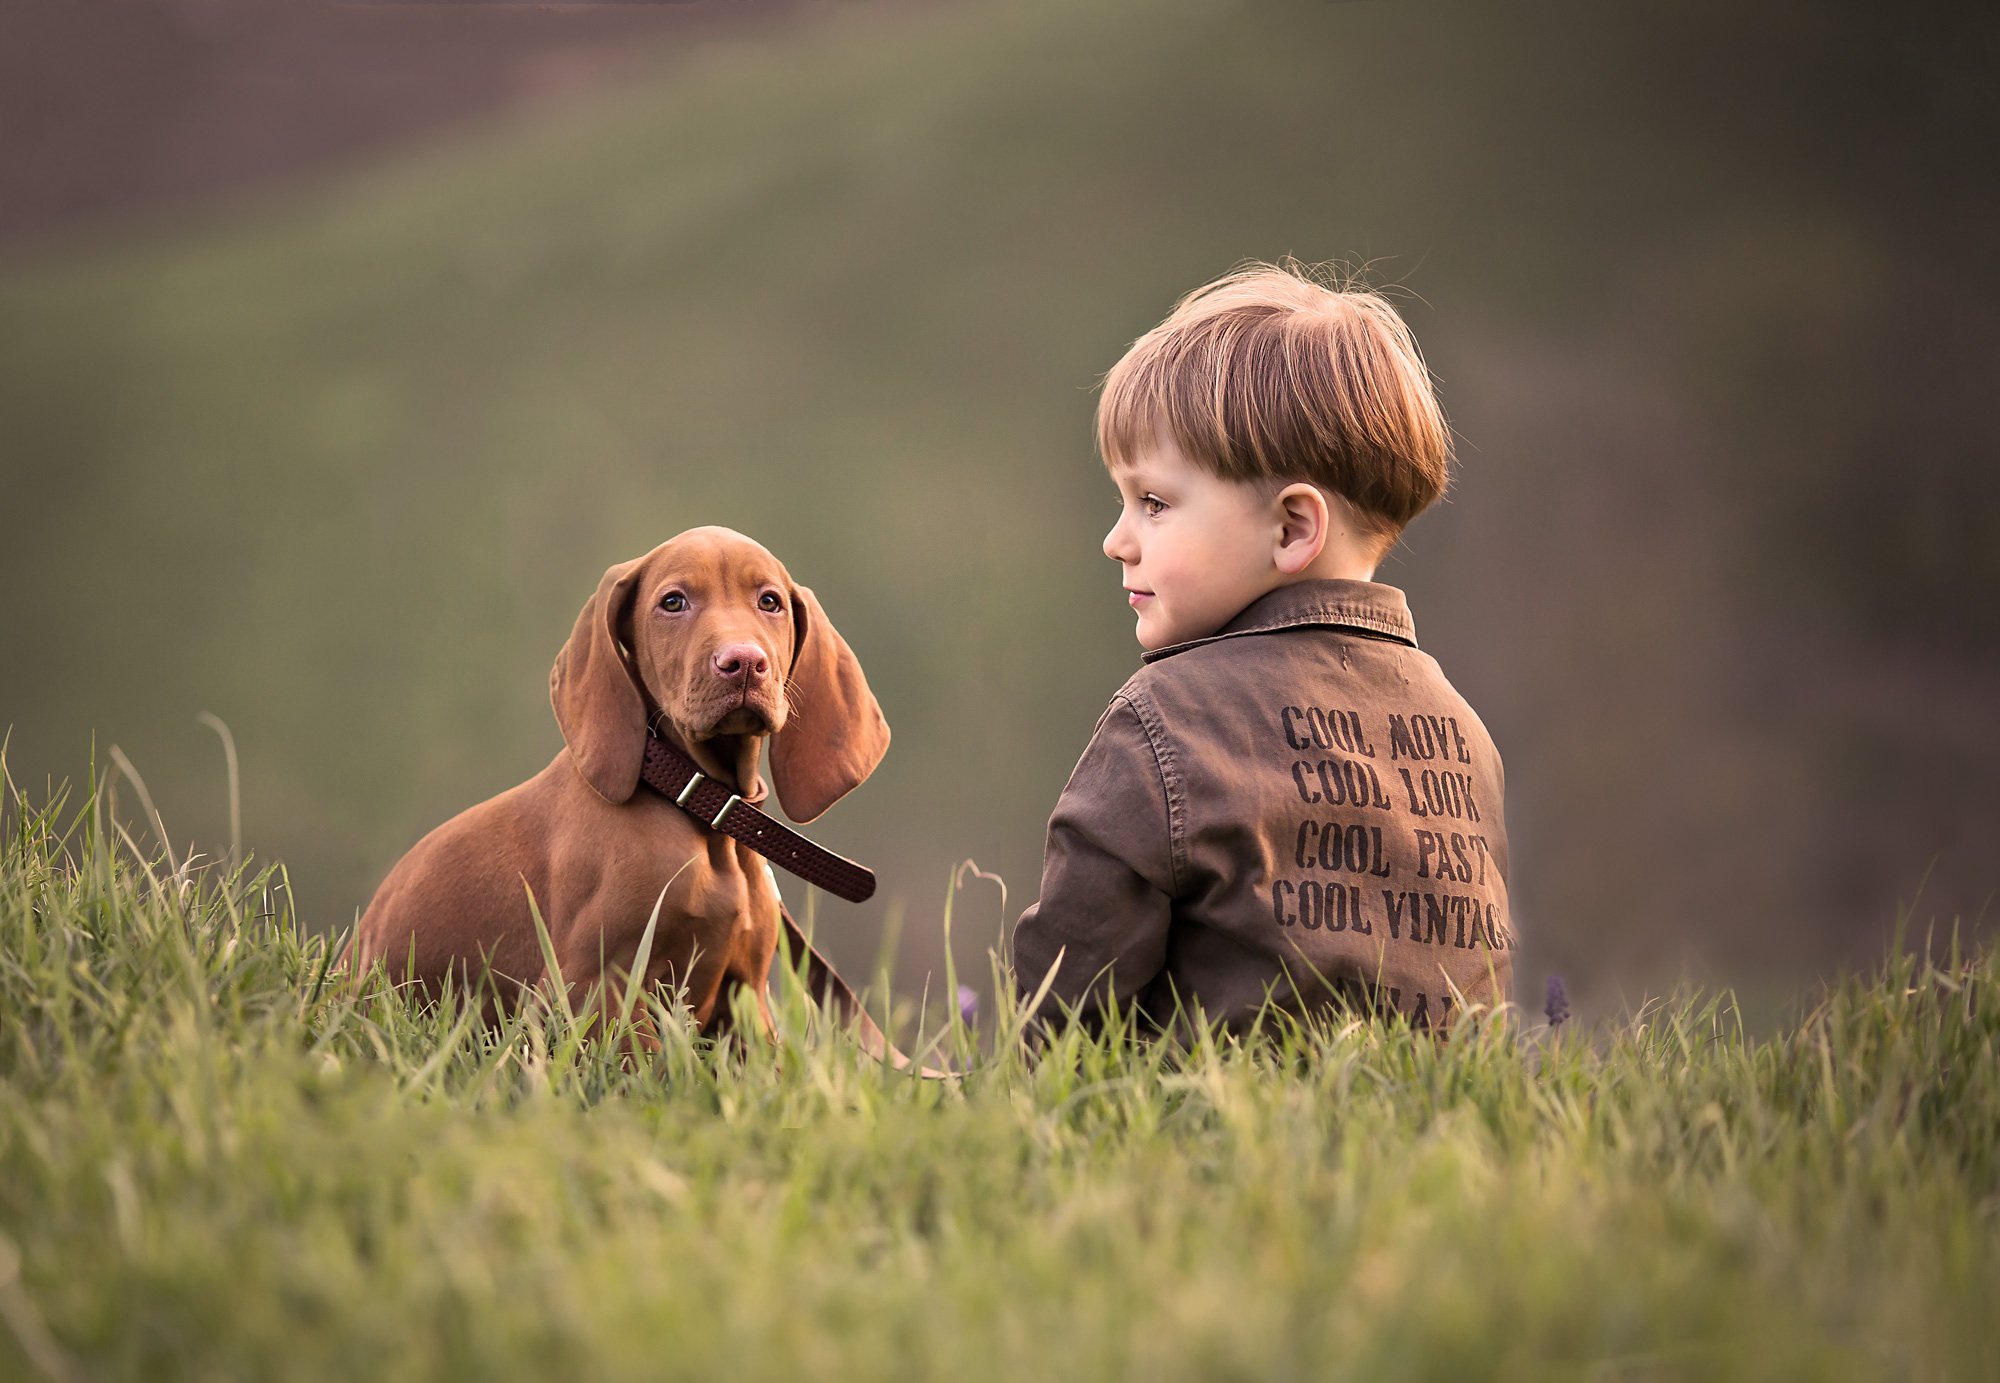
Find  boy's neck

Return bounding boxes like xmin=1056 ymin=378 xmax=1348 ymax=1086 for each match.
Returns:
xmin=1244 ymin=544 xmax=1380 ymax=622
xmin=1291 ymin=544 xmax=1379 ymax=584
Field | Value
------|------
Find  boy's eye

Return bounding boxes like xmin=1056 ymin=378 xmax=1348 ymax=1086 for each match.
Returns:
xmin=1141 ymin=494 xmax=1167 ymax=517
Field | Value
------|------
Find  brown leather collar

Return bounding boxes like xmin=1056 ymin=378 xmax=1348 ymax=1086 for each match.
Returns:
xmin=637 ymin=734 xmax=877 ymax=903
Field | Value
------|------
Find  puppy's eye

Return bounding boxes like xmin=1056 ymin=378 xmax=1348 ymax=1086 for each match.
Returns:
xmin=758 ymin=591 xmax=784 ymax=613
xmin=660 ymin=592 xmax=688 ymax=613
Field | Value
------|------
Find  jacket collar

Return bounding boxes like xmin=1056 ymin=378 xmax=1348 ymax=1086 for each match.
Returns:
xmin=1139 ymin=578 xmax=1418 ymax=664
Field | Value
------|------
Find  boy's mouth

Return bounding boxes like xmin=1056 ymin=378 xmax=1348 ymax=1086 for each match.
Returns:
xmin=1125 ymin=588 xmax=1154 ymax=607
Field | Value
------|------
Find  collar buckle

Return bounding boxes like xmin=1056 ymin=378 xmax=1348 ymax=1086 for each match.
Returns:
xmin=673 ymin=770 xmax=707 ymax=807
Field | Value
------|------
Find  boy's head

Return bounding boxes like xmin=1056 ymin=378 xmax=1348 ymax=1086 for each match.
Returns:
xmin=1096 ymin=259 xmax=1453 ymax=650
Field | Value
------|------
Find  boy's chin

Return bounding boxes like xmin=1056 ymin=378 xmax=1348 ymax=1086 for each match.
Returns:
xmin=1133 ymin=618 xmax=1175 ymax=652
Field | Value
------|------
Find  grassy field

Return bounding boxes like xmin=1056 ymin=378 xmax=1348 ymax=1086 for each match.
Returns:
xmin=3 ymin=751 xmax=1997 ymax=1382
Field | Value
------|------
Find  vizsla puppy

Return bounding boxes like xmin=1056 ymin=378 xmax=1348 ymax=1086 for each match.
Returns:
xmin=351 ymin=526 xmax=894 ymax=1050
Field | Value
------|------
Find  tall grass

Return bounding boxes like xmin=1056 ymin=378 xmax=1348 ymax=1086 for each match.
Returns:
xmin=2 ymin=745 xmax=1996 ymax=1381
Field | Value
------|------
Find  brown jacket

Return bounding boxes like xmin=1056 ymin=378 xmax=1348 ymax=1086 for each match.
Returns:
xmin=1013 ymin=579 xmax=1514 ymax=1036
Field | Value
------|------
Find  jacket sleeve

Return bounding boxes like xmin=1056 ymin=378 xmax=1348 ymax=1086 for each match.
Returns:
xmin=1011 ymin=694 xmax=1178 ymax=1032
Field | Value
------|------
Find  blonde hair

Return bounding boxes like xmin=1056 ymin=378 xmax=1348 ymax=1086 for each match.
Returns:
xmin=1095 ymin=258 xmax=1454 ymax=553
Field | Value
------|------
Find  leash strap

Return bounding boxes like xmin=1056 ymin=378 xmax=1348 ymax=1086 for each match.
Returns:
xmin=638 ymin=735 xmax=878 ymax=903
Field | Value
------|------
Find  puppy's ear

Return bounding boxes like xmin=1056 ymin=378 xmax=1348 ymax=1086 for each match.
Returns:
xmin=771 ymin=582 xmax=890 ymax=823
xmin=550 ymin=557 xmax=649 ymax=804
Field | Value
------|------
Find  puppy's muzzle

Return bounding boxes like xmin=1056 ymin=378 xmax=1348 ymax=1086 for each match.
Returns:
xmin=695 ymin=641 xmax=780 ymax=736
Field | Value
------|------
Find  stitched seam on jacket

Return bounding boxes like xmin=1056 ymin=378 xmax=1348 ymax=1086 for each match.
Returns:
xmin=1117 ymin=691 xmax=1185 ymax=895
xmin=1265 ymin=603 xmax=1410 ymax=635
xmin=1141 ymin=612 xmax=1416 ymax=662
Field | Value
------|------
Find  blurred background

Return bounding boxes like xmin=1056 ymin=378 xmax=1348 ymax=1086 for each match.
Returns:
xmin=3 ymin=0 xmax=1995 ymax=1021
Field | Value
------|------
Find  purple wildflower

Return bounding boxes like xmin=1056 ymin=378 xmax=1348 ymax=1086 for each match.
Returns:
xmin=1544 ymin=973 xmax=1571 ymax=1029
xmin=957 ymin=984 xmax=979 ymax=1027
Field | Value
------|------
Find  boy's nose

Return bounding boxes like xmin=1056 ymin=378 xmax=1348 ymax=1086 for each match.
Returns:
xmin=1102 ymin=519 xmax=1129 ymax=562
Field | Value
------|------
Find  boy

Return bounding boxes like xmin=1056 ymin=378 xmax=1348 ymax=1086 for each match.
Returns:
xmin=1012 ymin=260 xmax=1514 ymax=1037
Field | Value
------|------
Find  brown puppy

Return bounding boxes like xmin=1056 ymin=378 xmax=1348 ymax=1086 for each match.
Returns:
xmin=351 ymin=526 xmax=891 ymax=1045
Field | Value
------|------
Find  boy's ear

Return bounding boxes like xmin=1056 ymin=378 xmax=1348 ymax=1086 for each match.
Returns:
xmin=1273 ymin=482 xmax=1330 ymax=575
xmin=770 ymin=582 xmax=890 ymax=823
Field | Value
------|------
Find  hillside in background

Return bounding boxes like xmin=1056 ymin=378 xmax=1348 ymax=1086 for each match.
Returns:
xmin=3 ymin=0 xmax=1996 ymax=1009
xmin=0 ymin=0 xmax=816 ymax=257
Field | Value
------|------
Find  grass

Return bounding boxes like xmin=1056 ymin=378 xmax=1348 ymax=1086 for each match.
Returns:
xmin=2 ymin=745 xmax=1997 ymax=1382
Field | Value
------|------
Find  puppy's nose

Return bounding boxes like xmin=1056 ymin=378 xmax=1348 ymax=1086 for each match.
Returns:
xmin=712 ymin=642 xmax=769 ymax=685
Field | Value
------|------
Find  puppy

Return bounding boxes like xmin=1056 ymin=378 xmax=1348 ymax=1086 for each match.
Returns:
xmin=351 ymin=526 xmax=892 ymax=1047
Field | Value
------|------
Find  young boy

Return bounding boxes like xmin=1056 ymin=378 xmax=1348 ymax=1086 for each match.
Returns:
xmin=1012 ymin=260 xmax=1515 ymax=1037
